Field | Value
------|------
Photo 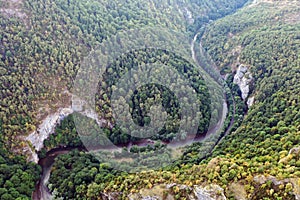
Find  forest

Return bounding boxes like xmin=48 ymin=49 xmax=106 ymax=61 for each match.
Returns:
xmin=1 ymin=0 xmax=299 ymax=199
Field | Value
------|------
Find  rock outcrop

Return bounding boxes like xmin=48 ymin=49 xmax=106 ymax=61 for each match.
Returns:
xmin=193 ymin=184 xmax=226 ymax=200
xmin=279 ymin=145 xmax=300 ymax=164
xmin=0 ymin=0 xmax=28 ymax=26
xmin=254 ymin=175 xmax=300 ymax=199
xmin=25 ymin=95 xmax=112 ymax=163
xmin=128 ymin=183 xmax=226 ymax=200
xmin=26 ymin=107 xmax=74 ymax=153
xmin=177 ymin=6 xmax=194 ymax=24
xmin=233 ymin=64 xmax=253 ymax=101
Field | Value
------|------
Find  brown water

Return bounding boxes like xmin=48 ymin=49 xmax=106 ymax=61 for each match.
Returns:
xmin=32 ymin=31 xmax=232 ymax=199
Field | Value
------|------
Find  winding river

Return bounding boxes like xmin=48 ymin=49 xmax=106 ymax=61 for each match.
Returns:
xmin=32 ymin=149 xmax=70 ymax=200
xmin=31 ymin=30 xmax=235 ymax=199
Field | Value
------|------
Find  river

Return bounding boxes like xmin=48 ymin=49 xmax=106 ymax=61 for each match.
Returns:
xmin=32 ymin=30 xmax=234 ymax=199
xmin=32 ymin=149 xmax=70 ymax=200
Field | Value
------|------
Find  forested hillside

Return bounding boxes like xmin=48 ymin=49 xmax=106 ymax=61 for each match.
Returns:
xmin=1 ymin=0 xmax=299 ymax=199
xmin=0 ymin=0 xmax=248 ymax=198
xmin=0 ymin=0 xmax=248 ymax=149
xmin=47 ymin=1 xmax=299 ymax=199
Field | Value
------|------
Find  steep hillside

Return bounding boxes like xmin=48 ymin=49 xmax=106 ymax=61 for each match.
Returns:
xmin=46 ymin=1 xmax=300 ymax=199
xmin=203 ymin=0 xmax=300 ymax=198
xmin=0 ymin=0 xmax=249 ymax=199
xmin=1 ymin=0 xmax=299 ymax=199
xmin=0 ymin=0 xmax=247 ymax=153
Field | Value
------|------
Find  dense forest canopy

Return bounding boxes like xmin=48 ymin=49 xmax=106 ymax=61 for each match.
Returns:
xmin=0 ymin=0 xmax=299 ymax=199
xmin=0 ymin=0 xmax=247 ymax=149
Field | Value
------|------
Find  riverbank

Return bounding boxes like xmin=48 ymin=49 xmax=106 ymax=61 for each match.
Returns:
xmin=32 ymin=33 xmax=232 ymax=198
xmin=32 ymin=147 xmax=84 ymax=200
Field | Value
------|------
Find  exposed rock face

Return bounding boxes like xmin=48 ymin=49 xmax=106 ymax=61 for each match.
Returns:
xmin=24 ymin=107 xmax=73 ymax=163
xmin=0 ymin=0 xmax=28 ymax=25
xmin=193 ymin=184 xmax=226 ymax=200
xmin=24 ymin=94 xmax=113 ymax=163
xmin=22 ymin=144 xmax=39 ymax=163
xmin=247 ymin=96 xmax=255 ymax=108
xmin=290 ymin=178 xmax=300 ymax=200
xmin=26 ymin=107 xmax=74 ymax=153
xmin=129 ymin=184 xmax=172 ymax=200
xmin=141 ymin=197 xmax=160 ymax=200
xmin=279 ymin=145 xmax=300 ymax=164
xmin=183 ymin=7 xmax=194 ymax=24
xmin=101 ymin=192 xmax=121 ymax=200
xmin=254 ymin=175 xmax=300 ymax=199
xmin=129 ymin=195 xmax=161 ymax=200
xmin=177 ymin=6 xmax=194 ymax=24
xmin=229 ymin=182 xmax=247 ymax=200
xmin=233 ymin=64 xmax=253 ymax=100
xmin=254 ymin=175 xmax=285 ymax=186
xmin=72 ymin=95 xmax=113 ymax=128
xmin=24 ymin=107 xmax=74 ymax=163
xmin=128 ymin=183 xmax=226 ymax=200
xmin=289 ymin=146 xmax=300 ymax=155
